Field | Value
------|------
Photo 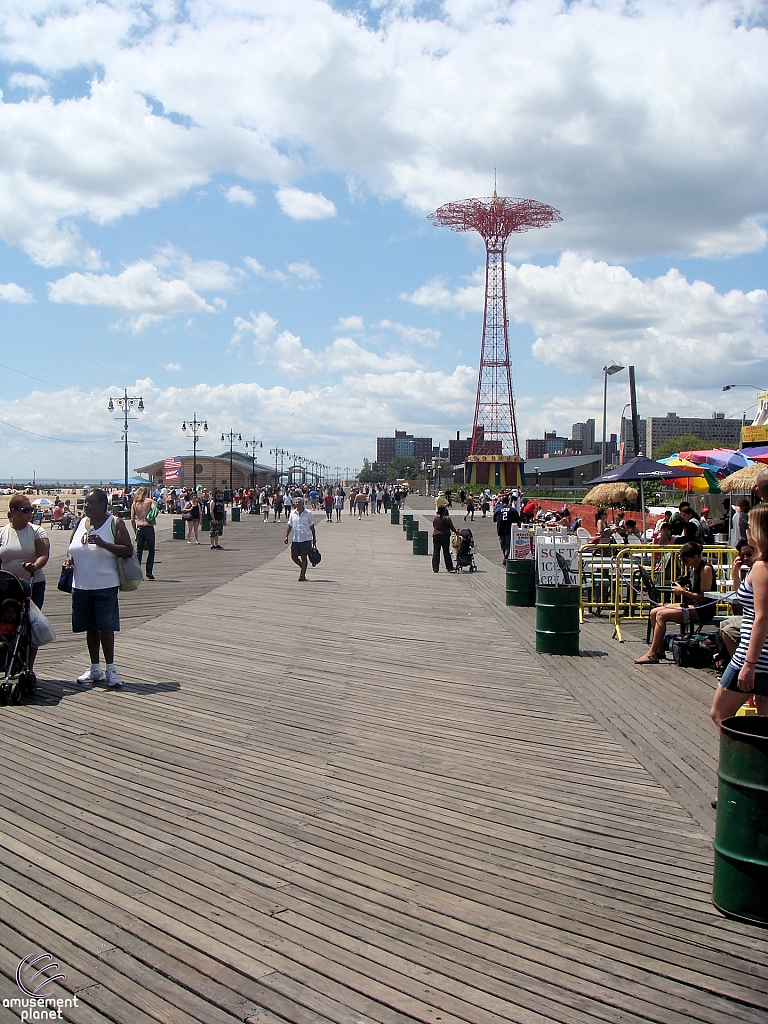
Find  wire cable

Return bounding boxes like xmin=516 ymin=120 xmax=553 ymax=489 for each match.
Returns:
xmin=0 ymin=418 xmax=113 ymax=444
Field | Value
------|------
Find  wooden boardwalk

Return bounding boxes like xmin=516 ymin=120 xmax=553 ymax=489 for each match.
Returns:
xmin=0 ymin=507 xmax=766 ymax=1024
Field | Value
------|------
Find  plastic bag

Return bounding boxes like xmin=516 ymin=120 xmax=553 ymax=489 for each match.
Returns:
xmin=29 ymin=601 xmax=56 ymax=646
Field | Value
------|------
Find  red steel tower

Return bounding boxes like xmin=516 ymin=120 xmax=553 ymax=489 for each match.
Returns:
xmin=430 ymin=191 xmax=561 ymax=487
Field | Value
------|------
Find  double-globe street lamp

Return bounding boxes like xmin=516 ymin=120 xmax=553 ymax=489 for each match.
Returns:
xmin=182 ymin=414 xmax=208 ymax=492
xmin=221 ymin=429 xmax=242 ymax=496
xmin=108 ymin=389 xmax=144 ymax=498
xmin=245 ymin=438 xmax=263 ymax=488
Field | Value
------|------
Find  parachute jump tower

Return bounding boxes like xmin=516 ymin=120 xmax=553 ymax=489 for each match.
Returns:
xmin=429 ymin=190 xmax=561 ymax=490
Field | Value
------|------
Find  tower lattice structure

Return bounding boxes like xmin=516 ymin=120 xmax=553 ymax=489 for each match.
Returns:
xmin=430 ymin=194 xmax=561 ymax=459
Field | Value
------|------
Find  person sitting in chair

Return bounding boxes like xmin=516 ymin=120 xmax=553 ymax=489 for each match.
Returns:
xmin=634 ymin=541 xmax=715 ymax=665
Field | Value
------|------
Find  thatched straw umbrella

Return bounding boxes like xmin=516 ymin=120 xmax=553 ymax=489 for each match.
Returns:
xmin=583 ymin=482 xmax=638 ymax=506
xmin=718 ymin=463 xmax=763 ymax=492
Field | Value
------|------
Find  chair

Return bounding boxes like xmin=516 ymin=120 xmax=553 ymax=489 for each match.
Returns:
xmin=576 ymin=527 xmax=592 ymax=545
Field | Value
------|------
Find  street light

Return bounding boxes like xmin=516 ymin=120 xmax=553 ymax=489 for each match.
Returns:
xmin=245 ymin=438 xmax=263 ymax=488
xmin=722 ymin=384 xmax=764 ymax=391
xmin=601 ymin=362 xmax=625 ymax=474
xmin=221 ymin=429 xmax=242 ymax=496
xmin=108 ymin=389 xmax=144 ymax=499
xmin=181 ymin=413 xmax=208 ymax=492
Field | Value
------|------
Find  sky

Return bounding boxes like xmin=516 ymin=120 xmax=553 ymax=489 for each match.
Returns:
xmin=0 ymin=0 xmax=767 ymax=480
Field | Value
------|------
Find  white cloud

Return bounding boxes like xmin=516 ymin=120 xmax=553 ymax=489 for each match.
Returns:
xmin=48 ymin=261 xmax=216 ymax=333
xmin=0 ymin=282 xmax=34 ymax=303
xmin=46 ymin=246 xmax=240 ymax=331
xmin=0 ymin=369 xmax=478 ymax=477
xmin=224 ymin=185 xmax=257 ymax=207
xmin=1 ymin=2 xmax=767 ymax=260
xmin=380 ymin=319 xmax=441 ymax=347
xmin=244 ymin=256 xmax=321 ymax=287
xmin=229 ymin=311 xmax=420 ymax=375
xmin=161 ymin=362 xmax=183 ymax=372
xmin=275 ymin=187 xmax=337 ymax=222
xmin=8 ymin=73 xmax=49 ymax=95
xmin=335 ymin=315 xmax=364 ymax=331
xmin=406 ymin=251 xmax=768 ymax=389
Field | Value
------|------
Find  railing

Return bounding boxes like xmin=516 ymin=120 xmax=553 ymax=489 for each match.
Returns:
xmin=578 ymin=544 xmax=737 ymax=641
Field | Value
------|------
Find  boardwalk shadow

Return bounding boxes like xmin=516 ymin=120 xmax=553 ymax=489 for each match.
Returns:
xmin=33 ymin=678 xmax=181 ymax=705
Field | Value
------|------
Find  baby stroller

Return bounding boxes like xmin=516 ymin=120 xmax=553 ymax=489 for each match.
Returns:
xmin=454 ymin=528 xmax=477 ymax=573
xmin=0 ymin=571 xmax=37 ymax=705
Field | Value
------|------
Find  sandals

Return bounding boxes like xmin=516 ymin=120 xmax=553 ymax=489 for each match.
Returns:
xmin=634 ymin=655 xmax=660 ymax=665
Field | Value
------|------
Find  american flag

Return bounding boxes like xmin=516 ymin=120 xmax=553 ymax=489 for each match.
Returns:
xmin=164 ymin=456 xmax=182 ymax=482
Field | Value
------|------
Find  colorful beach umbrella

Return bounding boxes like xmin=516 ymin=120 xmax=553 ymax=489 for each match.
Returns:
xmin=679 ymin=449 xmax=750 ymax=474
xmin=659 ymin=456 xmax=711 ymax=493
xmin=738 ymin=445 xmax=768 ymax=465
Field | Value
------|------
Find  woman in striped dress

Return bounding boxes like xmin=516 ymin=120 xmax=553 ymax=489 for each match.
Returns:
xmin=711 ymin=505 xmax=768 ymax=727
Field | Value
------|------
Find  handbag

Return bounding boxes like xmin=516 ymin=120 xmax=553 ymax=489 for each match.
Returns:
xmin=57 ymin=565 xmax=73 ymax=593
xmin=110 ymin=517 xmax=143 ymax=592
xmin=308 ymin=546 xmax=321 ymax=567
xmin=671 ymin=635 xmax=714 ymax=669
xmin=181 ymin=512 xmax=192 ymax=521
xmin=146 ymin=504 xmax=159 ymax=525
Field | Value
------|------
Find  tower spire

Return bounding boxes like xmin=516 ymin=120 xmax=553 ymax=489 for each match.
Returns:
xmin=429 ymin=193 xmax=561 ymax=464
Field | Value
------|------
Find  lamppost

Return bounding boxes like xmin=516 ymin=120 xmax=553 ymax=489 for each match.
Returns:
xmin=181 ymin=413 xmax=208 ymax=492
xmin=601 ymin=362 xmax=625 ymax=474
xmin=108 ymin=389 xmax=144 ymax=497
xmin=245 ymin=438 xmax=263 ymax=488
xmin=221 ymin=429 xmax=242 ymax=496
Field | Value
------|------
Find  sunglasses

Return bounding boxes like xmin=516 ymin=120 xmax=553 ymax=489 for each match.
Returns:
xmin=13 ymin=507 xmax=34 ymax=514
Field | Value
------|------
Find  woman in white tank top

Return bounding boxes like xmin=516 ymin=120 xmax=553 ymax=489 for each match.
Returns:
xmin=63 ymin=489 xmax=133 ymax=689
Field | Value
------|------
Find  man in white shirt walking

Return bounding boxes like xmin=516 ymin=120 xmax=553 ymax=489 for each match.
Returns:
xmin=285 ymin=496 xmax=317 ymax=581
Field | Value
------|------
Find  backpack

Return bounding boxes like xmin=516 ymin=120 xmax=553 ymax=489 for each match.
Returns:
xmin=671 ymin=635 xmax=716 ymax=669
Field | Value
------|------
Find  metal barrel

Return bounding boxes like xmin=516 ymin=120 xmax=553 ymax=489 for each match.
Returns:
xmin=535 ymin=585 xmax=580 ymax=655
xmin=172 ymin=518 xmax=185 ymax=540
xmin=406 ymin=521 xmax=418 ymax=540
xmin=390 ymin=507 xmax=400 ymax=525
xmin=506 ymin=558 xmax=536 ymax=607
xmin=713 ymin=716 xmax=768 ymax=926
xmin=402 ymin=514 xmax=414 ymax=532
xmin=413 ymin=530 xmax=429 ymax=555
xmin=201 ymin=513 xmax=211 ymax=532
xmin=254 ymin=503 xmax=261 ymax=515
xmin=231 ymin=507 xmax=241 ymax=523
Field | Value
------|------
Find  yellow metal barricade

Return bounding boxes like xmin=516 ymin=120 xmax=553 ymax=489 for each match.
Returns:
xmin=612 ymin=545 xmax=736 ymax=642
xmin=578 ymin=545 xmax=619 ymax=622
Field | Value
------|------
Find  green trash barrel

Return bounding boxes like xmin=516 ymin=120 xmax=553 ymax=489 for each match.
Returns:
xmin=255 ymin=502 xmax=261 ymax=515
xmin=713 ymin=716 xmax=768 ymax=926
xmin=201 ymin=513 xmax=210 ymax=532
xmin=406 ymin=521 xmax=418 ymax=541
xmin=506 ymin=558 xmax=536 ymax=607
xmin=413 ymin=530 xmax=429 ymax=555
xmin=231 ymin=506 xmax=241 ymax=523
xmin=172 ymin=518 xmax=185 ymax=540
xmin=535 ymin=585 xmax=580 ymax=655
xmin=402 ymin=514 xmax=414 ymax=533
xmin=391 ymin=507 xmax=400 ymax=525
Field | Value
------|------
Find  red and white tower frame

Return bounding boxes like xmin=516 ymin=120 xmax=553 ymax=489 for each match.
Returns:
xmin=430 ymin=192 xmax=561 ymax=488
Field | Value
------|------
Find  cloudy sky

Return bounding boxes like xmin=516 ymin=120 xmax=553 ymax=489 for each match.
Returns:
xmin=0 ymin=0 xmax=767 ymax=479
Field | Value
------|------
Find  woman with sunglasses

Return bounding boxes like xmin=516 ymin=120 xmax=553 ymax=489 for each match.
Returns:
xmin=711 ymin=505 xmax=768 ymax=727
xmin=0 ymin=494 xmax=51 ymax=671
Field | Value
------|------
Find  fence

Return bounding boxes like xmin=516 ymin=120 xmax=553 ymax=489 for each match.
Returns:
xmin=577 ymin=544 xmax=737 ymax=642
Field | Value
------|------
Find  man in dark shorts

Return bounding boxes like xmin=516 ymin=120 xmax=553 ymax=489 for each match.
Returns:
xmin=494 ymin=492 xmax=521 ymax=565
xmin=432 ymin=505 xmax=457 ymax=573
xmin=210 ymin=489 xmax=226 ymax=549
xmin=285 ymin=496 xmax=317 ymax=581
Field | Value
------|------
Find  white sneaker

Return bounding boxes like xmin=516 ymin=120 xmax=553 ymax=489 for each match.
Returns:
xmin=105 ymin=666 xmax=122 ymax=689
xmin=77 ymin=665 xmax=105 ymax=685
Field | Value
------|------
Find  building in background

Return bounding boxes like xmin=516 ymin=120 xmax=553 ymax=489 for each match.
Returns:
xmin=376 ymin=430 xmax=433 ymax=467
xmin=571 ymin=419 xmax=596 ymax=456
xmin=137 ymin=452 xmax=273 ymax=490
xmin=523 ymin=454 xmax=603 ymax=488
xmin=526 ymin=432 xmax=583 ymax=459
xmin=448 ymin=431 xmax=473 ymax=465
xmin=645 ymin=413 xmax=742 ymax=457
